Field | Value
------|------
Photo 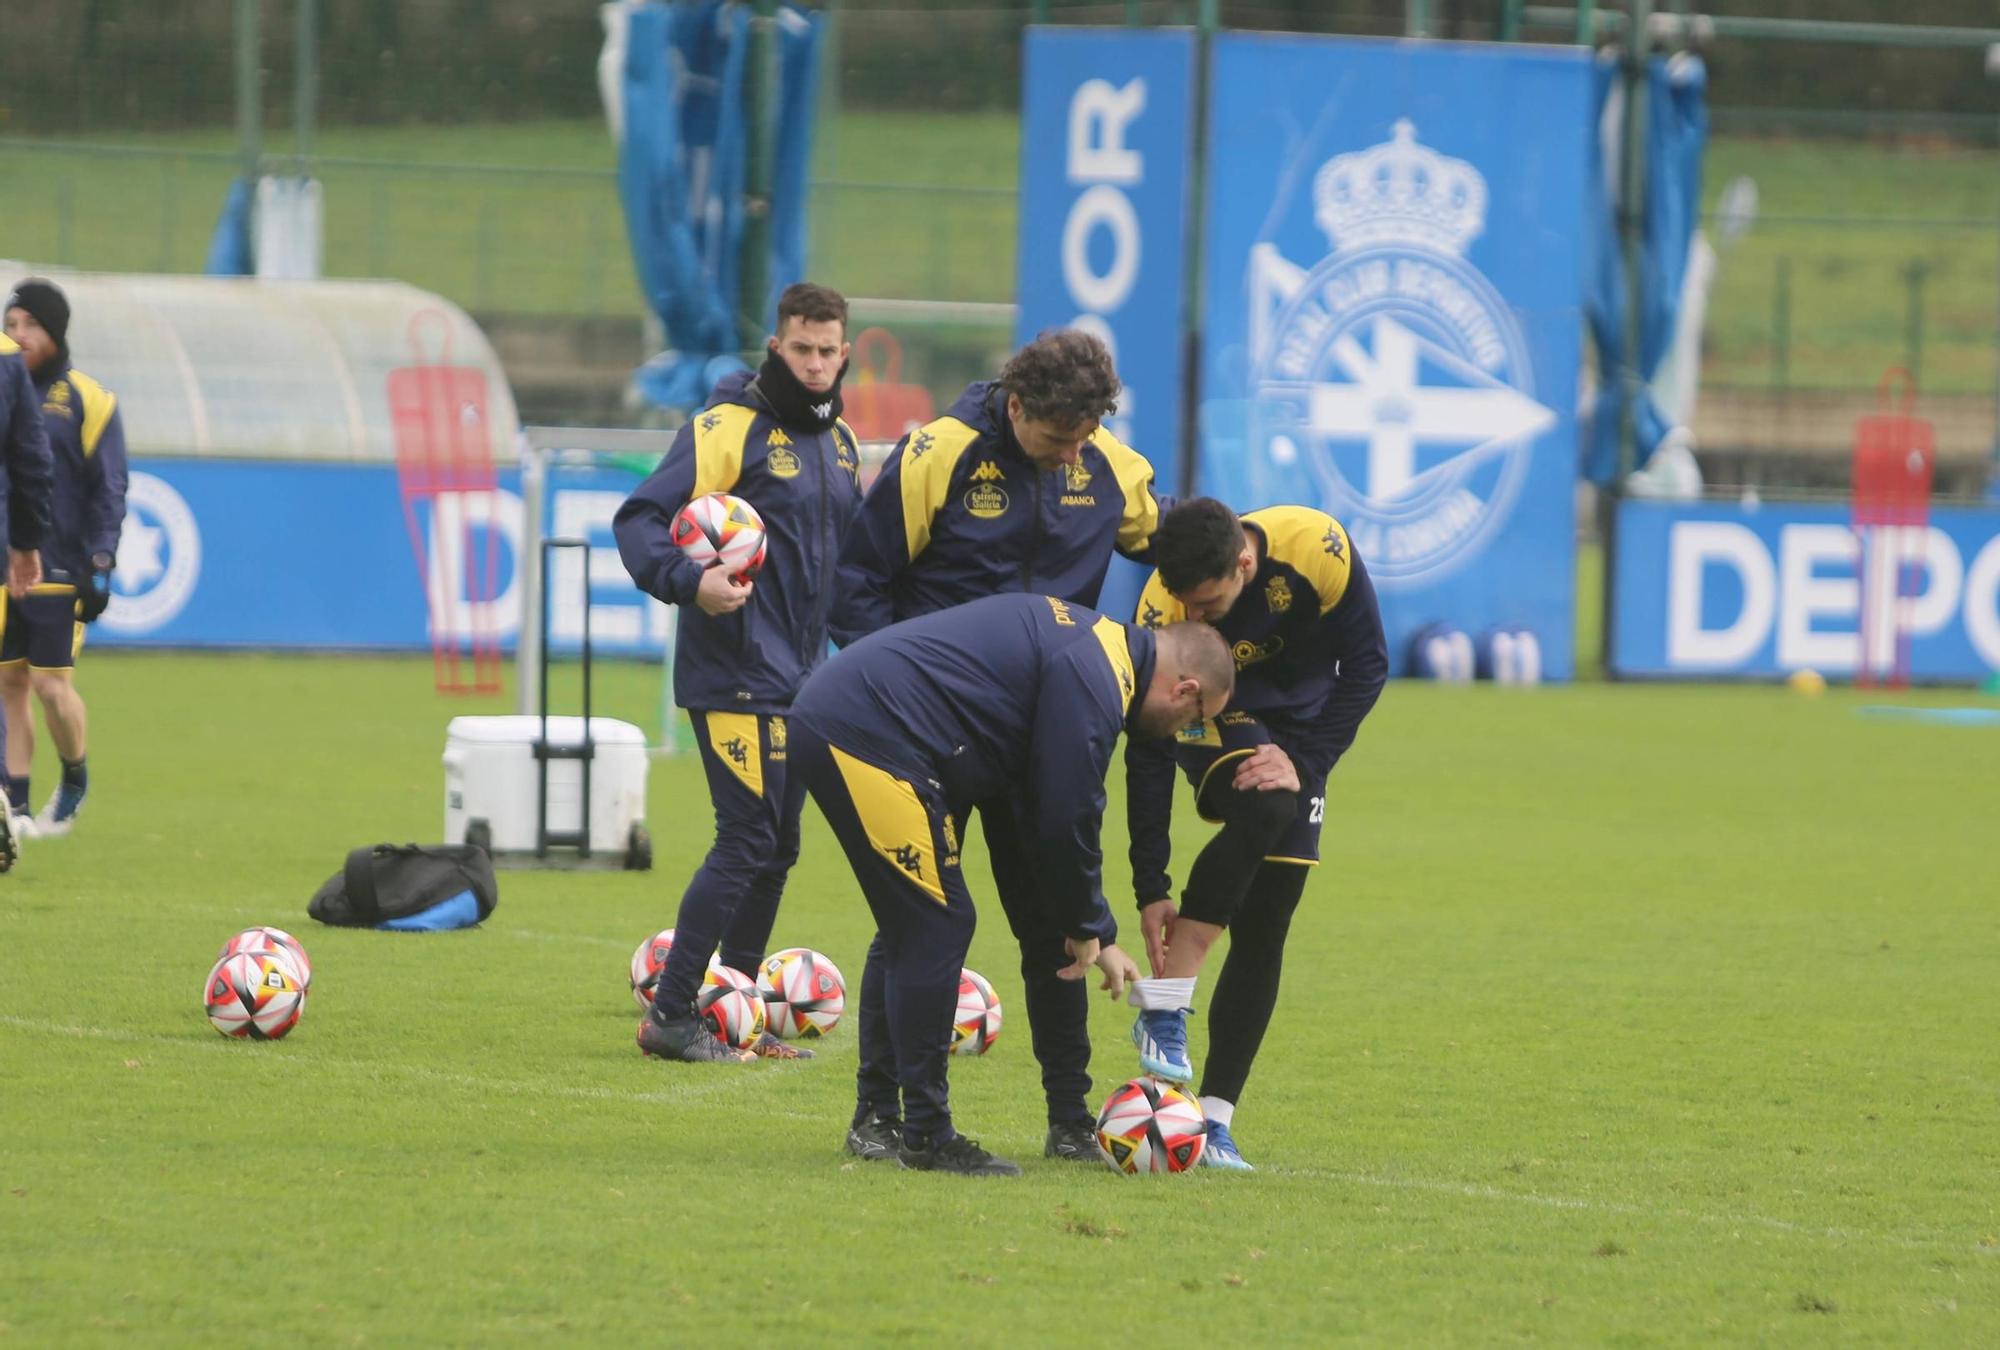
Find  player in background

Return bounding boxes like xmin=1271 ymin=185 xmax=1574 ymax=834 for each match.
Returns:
xmin=791 ymin=593 xmax=1233 ymax=1174
xmin=1125 ymin=497 xmax=1388 ymax=1169
xmin=829 ymin=329 xmax=1171 ymax=1163
xmin=614 ymin=282 xmax=863 ymax=1064
xmin=0 ymin=285 xmax=57 ymax=873
xmin=1 ymin=279 xmax=128 ymax=838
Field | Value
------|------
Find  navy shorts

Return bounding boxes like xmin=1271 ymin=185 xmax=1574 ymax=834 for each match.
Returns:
xmin=0 ymin=585 xmax=84 ymax=671
xmin=1171 ymin=709 xmax=1325 ymax=866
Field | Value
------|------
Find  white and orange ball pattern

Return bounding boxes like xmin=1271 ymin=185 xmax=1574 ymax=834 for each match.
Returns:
xmin=203 ymin=950 xmax=306 ymax=1040
xmin=949 ymin=968 xmax=1002 ymax=1057
xmin=671 ymin=492 xmax=767 ymax=583
xmin=629 ymin=928 xmax=677 ymax=1011
xmin=218 ymin=926 xmax=312 ymax=993
xmin=697 ymin=964 xmax=767 ymax=1049
xmin=756 ymin=947 xmax=846 ymax=1040
xmin=1095 ymin=1076 xmax=1208 ymax=1175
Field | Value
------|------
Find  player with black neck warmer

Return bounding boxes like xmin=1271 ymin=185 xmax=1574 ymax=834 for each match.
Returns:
xmin=614 ymin=282 xmax=864 ymax=1065
xmin=750 ymin=334 xmax=845 ymax=432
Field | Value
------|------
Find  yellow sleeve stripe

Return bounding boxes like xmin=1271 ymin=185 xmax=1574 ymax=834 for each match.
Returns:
xmin=1134 ymin=571 xmax=1185 ymax=629
xmin=0 ymin=335 xmax=19 ymax=356
xmin=68 ymin=369 xmax=118 ymax=457
xmin=898 ymin=417 xmax=982 ymax=563
xmin=691 ymin=404 xmax=760 ymax=500
xmin=1247 ymin=506 xmax=1353 ymax=613
xmin=1090 ymin=427 xmax=1162 ymax=552
xmin=1089 ymin=615 xmax=1139 ymax=715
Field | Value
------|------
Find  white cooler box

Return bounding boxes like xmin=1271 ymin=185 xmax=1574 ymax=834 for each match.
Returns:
xmin=443 ymin=715 xmax=652 ymax=869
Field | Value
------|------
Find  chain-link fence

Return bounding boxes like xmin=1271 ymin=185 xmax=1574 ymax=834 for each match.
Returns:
xmin=1 ymin=1 xmax=1995 ymax=463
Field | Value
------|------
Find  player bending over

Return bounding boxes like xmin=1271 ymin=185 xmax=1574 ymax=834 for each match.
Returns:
xmin=791 ymin=593 xmax=1233 ymax=1175
xmin=1125 ymin=497 xmax=1388 ymax=1169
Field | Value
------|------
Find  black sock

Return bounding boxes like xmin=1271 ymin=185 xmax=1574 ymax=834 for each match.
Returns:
xmin=4 ymin=775 xmax=26 ymax=813
xmin=1198 ymin=863 xmax=1310 ymax=1106
xmin=61 ymin=757 xmax=86 ymax=792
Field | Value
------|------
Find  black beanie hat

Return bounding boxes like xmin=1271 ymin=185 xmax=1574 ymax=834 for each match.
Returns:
xmin=5 ymin=278 xmax=70 ymax=355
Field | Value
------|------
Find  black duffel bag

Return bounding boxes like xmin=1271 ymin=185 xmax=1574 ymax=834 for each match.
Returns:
xmin=309 ymin=843 xmax=498 ymax=930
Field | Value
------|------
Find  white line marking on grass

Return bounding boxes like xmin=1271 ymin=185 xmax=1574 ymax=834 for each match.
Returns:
xmin=1274 ymin=1165 xmax=1973 ymax=1255
xmin=0 ymin=1014 xmax=791 ymax=1109
xmin=505 ymin=928 xmax=636 ymax=950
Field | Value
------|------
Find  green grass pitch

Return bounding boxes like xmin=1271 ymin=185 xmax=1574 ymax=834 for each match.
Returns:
xmin=3 ymin=652 xmax=1998 ymax=1343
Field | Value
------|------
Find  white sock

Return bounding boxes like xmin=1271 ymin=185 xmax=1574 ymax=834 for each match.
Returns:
xmin=1201 ymin=1096 xmax=1235 ymax=1127
xmin=1127 ymin=976 xmax=1197 ymax=1011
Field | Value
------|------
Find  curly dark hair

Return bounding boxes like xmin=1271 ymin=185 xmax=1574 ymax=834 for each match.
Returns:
xmin=1153 ymin=497 xmax=1245 ymax=594
xmin=997 ymin=329 xmax=1122 ymax=426
xmin=776 ymin=282 xmax=848 ymax=332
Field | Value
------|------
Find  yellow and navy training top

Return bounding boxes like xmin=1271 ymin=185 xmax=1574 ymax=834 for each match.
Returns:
xmin=829 ymin=380 xmax=1166 ymax=645
xmin=793 ymin=592 xmax=1156 ymax=944
xmin=0 ymin=338 xmax=54 ymax=556
xmin=29 ymin=361 xmax=127 ymax=580
xmin=1126 ymin=505 xmax=1388 ymax=903
xmin=614 ymin=369 xmax=863 ymax=714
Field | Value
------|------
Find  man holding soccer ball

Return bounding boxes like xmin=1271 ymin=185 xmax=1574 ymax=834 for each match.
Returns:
xmin=614 ymin=282 xmax=863 ymax=1064
xmin=791 ymin=593 xmax=1234 ymax=1174
xmin=1125 ymin=498 xmax=1388 ymax=1168
xmin=829 ymin=330 xmax=1173 ymax=1162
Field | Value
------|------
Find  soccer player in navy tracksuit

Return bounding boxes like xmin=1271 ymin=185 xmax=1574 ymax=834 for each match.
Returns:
xmin=0 ymin=298 xmax=56 ymax=874
xmin=1125 ymin=498 xmax=1388 ymax=1169
xmin=792 ymin=593 xmax=1235 ymax=1174
xmin=615 ymin=283 xmax=863 ymax=1064
xmin=2 ymin=279 xmax=129 ymax=838
xmin=829 ymin=329 xmax=1172 ymax=1163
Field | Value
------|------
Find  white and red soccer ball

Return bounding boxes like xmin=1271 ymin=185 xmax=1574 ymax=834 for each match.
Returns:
xmin=949 ymin=968 xmax=1002 ymax=1057
xmin=697 ymin=964 xmax=767 ymax=1049
xmin=218 ymin=926 xmax=311 ymax=993
xmin=629 ymin=928 xmax=678 ymax=1011
xmin=757 ymin=947 xmax=845 ymax=1040
xmin=672 ymin=492 xmax=767 ymax=583
xmin=202 ymin=949 xmax=306 ymax=1040
xmin=1095 ymin=1076 xmax=1209 ymax=1175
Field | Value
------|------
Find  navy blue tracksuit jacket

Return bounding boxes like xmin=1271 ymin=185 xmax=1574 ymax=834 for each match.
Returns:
xmin=29 ymin=361 xmax=128 ymax=581
xmin=792 ymin=593 xmax=1157 ymax=944
xmin=614 ymin=370 xmax=862 ymax=713
xmin=0 ymin=340 xmax=53 ymax=558
xmin=829 ymin=381 xmax=1165 ymax=645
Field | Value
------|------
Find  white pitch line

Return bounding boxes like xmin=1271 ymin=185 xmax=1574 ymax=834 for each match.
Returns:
xmin=504 ymin=928 xmax=636 ymax=950
xmin=0 ymin=1014 xmax=810 ymax=1109
xmin=1294 ymin=1166 xmax=1973 ymax=1255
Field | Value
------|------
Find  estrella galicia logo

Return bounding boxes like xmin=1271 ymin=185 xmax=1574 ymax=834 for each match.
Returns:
xmin=1250 ymin=120 xmax=1556 ymax=587
xmin=99 ymin=472 xmax=202 ymax=634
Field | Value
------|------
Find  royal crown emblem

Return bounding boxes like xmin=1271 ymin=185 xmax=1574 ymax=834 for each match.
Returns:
xmin=1313 ymin=119 xmax=1486 ymax=258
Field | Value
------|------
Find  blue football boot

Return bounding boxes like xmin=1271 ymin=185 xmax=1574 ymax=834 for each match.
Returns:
xmin=1201 ymin=1120 xmax=1255 ymax=1171
xmin=1132 ymin=1007 xmax=1194 ymax=1082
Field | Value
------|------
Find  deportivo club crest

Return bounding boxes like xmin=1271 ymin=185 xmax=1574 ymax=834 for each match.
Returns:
xmin=1250 ymin=120 xmax=1556 ymax=587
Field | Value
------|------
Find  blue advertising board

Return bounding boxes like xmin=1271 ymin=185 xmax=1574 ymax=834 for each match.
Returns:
xmin=1198 ymin=35 xmax=1593 ymax=678
xmin=92 ymin=458 xmax=665 ymax=655
xmin=1612 ymin=499 xmax=2000 ymax=680
xmin=1018 ymin=26 xmax=1195 ymax=620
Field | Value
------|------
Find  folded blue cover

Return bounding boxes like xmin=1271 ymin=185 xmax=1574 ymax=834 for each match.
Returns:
xmin=375 ymin=889 xmax=484 ymax=932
